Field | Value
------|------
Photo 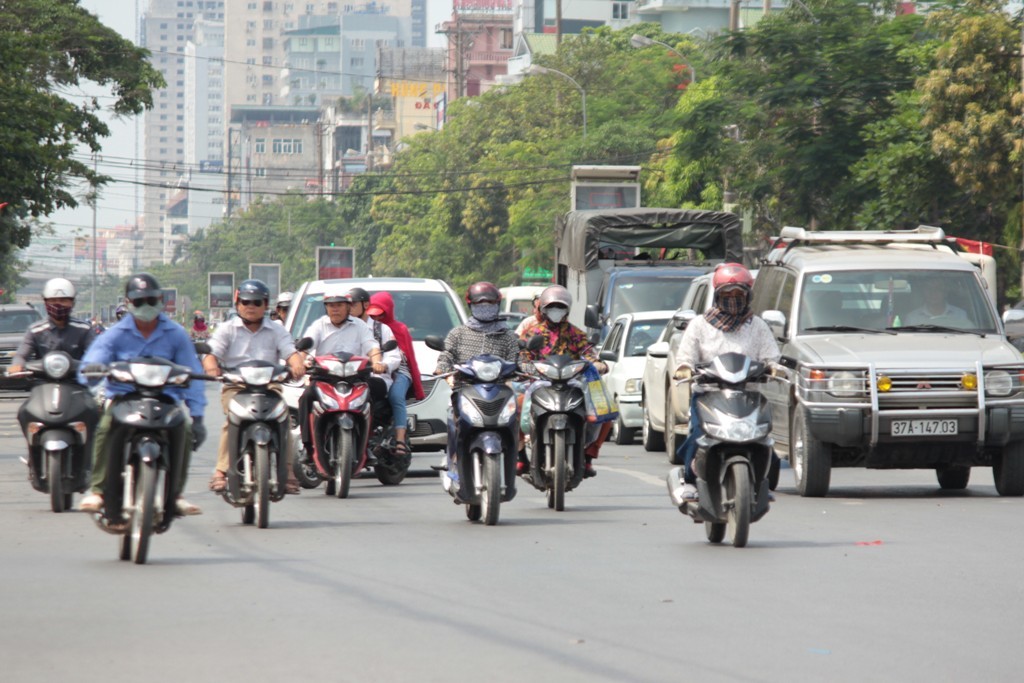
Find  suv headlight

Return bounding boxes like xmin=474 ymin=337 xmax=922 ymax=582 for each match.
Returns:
xmin=827 ymin=371 xmax=863 ymax=398
xmin=985 ymin=370 xmax=1014 ymax=397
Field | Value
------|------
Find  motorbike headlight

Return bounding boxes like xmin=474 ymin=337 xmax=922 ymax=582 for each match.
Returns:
xmin=985 ymin=370 xmax=1014 ymax=397
xmin=239 ymin=365 xmax=275 ymax=386
xmin=42 ymin=354 xmax=71 ymax=380
xmin=499 ymin=394 xmax=518 ymax=423
xmin=459 ymin=394 xmax=485 ymax=427
xmin=828 ymin=371 xmax=862 ymax=398
xmin=315 ymin=385 xmax=339 ymax=410
xmin=130 ymin=363 xmax=172 ymax=387
xmin=472 ymin=360 xmax=502 ymax=382
xmin=344 ymin=360 xmax=364 ymax=376
xmin=321 ymin=359 xmax=346 ymax=377
xmin=702 ymin=413 xmax=768 ymax=443
xmin=347 ymin=391 xmax=368 ymax=410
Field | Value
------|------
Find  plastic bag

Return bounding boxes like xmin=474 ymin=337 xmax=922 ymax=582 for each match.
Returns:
xmin=583 ymin=364 xmax=618 ymax=423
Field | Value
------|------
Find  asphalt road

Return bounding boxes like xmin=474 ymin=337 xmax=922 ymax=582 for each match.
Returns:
xmin=2 ymin=383 xmax=1023 ymax=682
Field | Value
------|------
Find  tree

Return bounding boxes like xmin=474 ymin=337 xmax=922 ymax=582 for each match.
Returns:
xmin=0 ymin=0 xmax=163 ymax=294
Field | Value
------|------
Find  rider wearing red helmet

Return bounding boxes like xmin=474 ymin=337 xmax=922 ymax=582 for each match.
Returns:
xmin=672 ymin=263 xmax=780 ymax=500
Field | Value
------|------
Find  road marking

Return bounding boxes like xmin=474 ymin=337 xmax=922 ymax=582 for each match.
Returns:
xmin=601 ymin=465 xmax=665 ymax=487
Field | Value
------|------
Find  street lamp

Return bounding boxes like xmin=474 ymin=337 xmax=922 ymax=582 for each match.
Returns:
xmin=630 ymin=34 xmax=697 ymax=85
xmin=527 ymin=64 xmax=586 ymax=141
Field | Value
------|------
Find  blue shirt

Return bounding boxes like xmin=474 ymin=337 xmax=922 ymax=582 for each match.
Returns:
xmin=78 ymin=313 xmax=207 ymax=418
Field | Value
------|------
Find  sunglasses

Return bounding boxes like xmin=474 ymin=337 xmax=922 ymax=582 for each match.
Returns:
xmin=239 ymin=299 xmax=265 ymax=307
xmin=130 ymin=297 xmax=161 ymax=307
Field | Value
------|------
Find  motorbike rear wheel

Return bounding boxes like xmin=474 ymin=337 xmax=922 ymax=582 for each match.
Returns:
xmin=481 ymin=454 xmax=501 ymax=526
xmin=129 ymin=461 xmax=158 ymax=564
xmin=255 ymin=443 xmax=271 ymax=529
xmin=705 ymin=522 xmax=726 ymax=543
xmin=726 ymin=463 xmax=751 ymax=548
xmin=48 ymin=450 xmax=66 ymax=513
xmin=548 ymin=431 xmax=567 ymax=512
xmin=241 ymin=450 xmax=256 ymax=525
xmin=466 ymin=504 xmax=482 ymax=521
xmin=334 ymin=426 xmax=354 ymax=499
xmin=291 ymin=415 xmax=322 ymax=489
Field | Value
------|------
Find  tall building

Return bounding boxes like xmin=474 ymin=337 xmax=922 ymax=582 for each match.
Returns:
xmin=515 ymin=0 xmax=637 ymax=34
xmin=439 ymin=0 xmax=515 ymax=99
xmin=140 ymin=0 xmax=225 ymax=266
xmin=183 ymin=19 xmax=226 ymax=240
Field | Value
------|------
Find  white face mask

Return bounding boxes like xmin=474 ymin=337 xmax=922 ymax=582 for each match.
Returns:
xmin=545 ymin=307 xmax=568 ymax=324
xmin=130 ymin=303 xmax=161 ymax=322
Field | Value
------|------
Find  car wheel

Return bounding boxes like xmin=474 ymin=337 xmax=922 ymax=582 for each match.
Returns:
xmin=935 ymin=465 xmax=970 ymax=490
xmin=641 ymin=393 xmax=664 ymax=452
xmin=791 ymin=409 xmax=831 ymax=497
xmin=665 ymin=396 xmax=682 ymax=465
xmin=994 ymin=441 xmax=1024 ymax=496
xmin=613 ymin=415 xmax=635 ymax=445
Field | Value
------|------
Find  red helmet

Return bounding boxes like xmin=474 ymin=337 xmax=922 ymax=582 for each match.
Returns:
xmin=465 ymin=281 xmax=501 ymax=305
xmin=712 ymin=263 xmax=754 ymax=293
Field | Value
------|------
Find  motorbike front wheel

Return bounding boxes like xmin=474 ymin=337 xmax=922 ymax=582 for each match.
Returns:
xmin=726 ymin=463 xmax=752 ymax=548
xmin=334 ymin=426 xmax=355 ymax=499
xmin=47 ymin=449 xmax=67 ymax=513
xmin=481 ymin=454 xmax=501 ymax=526
xmin=255 ymin=444 xmax=271 ymax=528
xmin=547 ymin=431 xmax=567 ymax=512
xmin=128 ymin=461 xmax=158 ymax=564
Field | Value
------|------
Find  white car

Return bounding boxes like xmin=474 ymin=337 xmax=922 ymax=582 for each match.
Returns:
xmin=602 ymin=311 xmax=674 ymax=444
xmin=286 ymin=277 xmax=467 ymax=452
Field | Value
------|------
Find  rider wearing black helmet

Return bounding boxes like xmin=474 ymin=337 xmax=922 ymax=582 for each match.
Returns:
xmin=435 ymin=282 xmax=521 ymax=376
xmin=202 ymin=278 xmax=305 ymax=493
xmin=346 ymin=286 xmax=372 ymax=319
xmin=78 ymin=273 xmax=208 ymax=515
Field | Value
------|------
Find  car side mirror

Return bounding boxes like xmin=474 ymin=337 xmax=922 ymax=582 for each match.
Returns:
xmin=584 ymin=305 xmax=600 ymax=329
xmin=762 ymin=310 xmax=786 ymax=339
xmin=424 ymin=335 xmax=446 ymax=352
xmin=647 ymin=341 xmax=669 ymax=359
xmin=1002 ymin=309 xmax=1024 ymax=324
xmin=599 ymin=349 xmax=618 ymax=362
xmin=673 ymin=309 xmax=698 ymax=330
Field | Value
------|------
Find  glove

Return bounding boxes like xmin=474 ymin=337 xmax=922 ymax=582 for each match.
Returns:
xmin=673 ymin=366 xmax=693 ymax=381
xmin=191 ymin=417 xmax=207 ymax=450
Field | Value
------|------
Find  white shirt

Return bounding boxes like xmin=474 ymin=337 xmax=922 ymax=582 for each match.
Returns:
xmin=904 ymin=303 xmax=970 ymax=327
xmin=208 ymin=315 xmax=297 ymax=369
xmin=677 ymin=315 xmax=780 ymax=369
xmin=302 ymin=314 xmax=379 ymax=360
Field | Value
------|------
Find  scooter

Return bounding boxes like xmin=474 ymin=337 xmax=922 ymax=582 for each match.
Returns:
xmin=284 ymin=376 xmax=321 ymax=489
xmin=294 ymin=338 xmax=397 ymax=498
xmin=520 ymin=351 xmax=590 ymax=511
xmin=214 ymin=359 xmax=291 ymax=528
xmin=14 ymin=351 xmax=99 ymax=513
xmin=367 ymin=400 xmax=412 ymax=486
xmin=426 ymin=336 xmax=521 ymax=526
xmin=666 ymin=352 xmax=775 ymax=548
xmin=82 ymin=356 xmax=208 ymax=564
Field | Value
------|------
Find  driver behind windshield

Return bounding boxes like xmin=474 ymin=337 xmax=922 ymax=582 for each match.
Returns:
xmin=905 ymin=278 xmax=970 ymax=327
xmin=672 ymin=263 xmax=780 ymax=501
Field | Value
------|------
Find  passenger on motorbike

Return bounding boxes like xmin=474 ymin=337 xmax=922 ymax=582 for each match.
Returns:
xmin=296 ymin=286 xmax=384 ymax=456
xmin=518 ymin=285 xmax=610 ymax=479
xmin=673 ymin=263 xmax=780 ymax=500
xmin=367 ymin=291 xmax=425 ymax=455
xmin=191 ymin=310 xmax=209 ymax=340
xmin=9 ymin=278 xmax=96 ymax=376
xmin=203 ymin=279 xmax=306 ymax=494
xmin=273 ymin=291 xmax=293 ymax=326
xmin=78 ymin=273 xmax=207 ymax=515
xmin=114 ymin=304 xmax=127 ymax=321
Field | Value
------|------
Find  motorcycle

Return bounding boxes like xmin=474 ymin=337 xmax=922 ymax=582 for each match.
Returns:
xmin=425 ymin=336 xmax=521 ymax=526
xmin=294 ymin=337 xmax=397 ymax=498
xmin=14 ymin=351 xmax=99 ymax=513
xmin=520 ymin=343 xmax=599 ymax=511
xmin=367 ymin=398 xmax=412 ymax=486
xmin=214 ymin=359 xmax=292 ymax=528
xmin=82 ymin=355 xmax=208 ymax=564
xmin=284 ymin=376 xmax=321 ymax=489
xmin=666 ymin=352 xmax=775 ymax=548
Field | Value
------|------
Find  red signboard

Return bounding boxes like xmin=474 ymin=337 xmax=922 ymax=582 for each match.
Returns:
xmin=316 ymin=247 xmax=355 ymax=280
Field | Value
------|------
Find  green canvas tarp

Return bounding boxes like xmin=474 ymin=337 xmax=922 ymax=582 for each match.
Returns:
xmin=556 ymin=208 xmax=744 ymax=271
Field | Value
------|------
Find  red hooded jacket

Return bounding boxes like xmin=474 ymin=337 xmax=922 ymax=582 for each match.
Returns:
xmin=369 ymin=292 xmax=425 ymax=400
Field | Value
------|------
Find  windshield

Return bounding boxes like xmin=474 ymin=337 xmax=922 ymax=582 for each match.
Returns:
xmin=609 ymin=277 xmax=694 ymax=320
xmin=0 ymin=310 xmax=40 ymax=334
xmin=798 ymin=269 xmax=997 ymax=334
xmin=291 ymin=289 xmax=464 ymax=342
xmin=625 ymin=319 xmax=668 ymax=357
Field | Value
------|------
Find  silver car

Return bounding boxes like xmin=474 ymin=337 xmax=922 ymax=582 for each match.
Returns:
xmin=756 ymin=227 xmax=1024 ymax=497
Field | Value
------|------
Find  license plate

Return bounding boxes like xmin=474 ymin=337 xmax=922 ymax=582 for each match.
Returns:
xmin=891 ymin=419 xmax=958 ymax=437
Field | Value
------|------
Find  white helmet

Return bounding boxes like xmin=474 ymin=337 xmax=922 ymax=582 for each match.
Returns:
xmin=277 ymin=291 xmax=294 ymax=307
xmin=43 ymin=278 xmax=76 ymax=300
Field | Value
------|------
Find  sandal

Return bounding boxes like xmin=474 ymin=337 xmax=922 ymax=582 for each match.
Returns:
xmin=208 ymin=471 xmax=227 ymax=492
xmin=393 ymin=440 xmax=411 ymax=456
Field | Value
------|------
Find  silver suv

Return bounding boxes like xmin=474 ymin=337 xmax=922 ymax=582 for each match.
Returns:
xmin=754 ymin=227 xmax=1024 ymax=497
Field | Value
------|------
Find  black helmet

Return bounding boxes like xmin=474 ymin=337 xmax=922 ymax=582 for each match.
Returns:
xmin=347 ymin=287 xmax=371 ymax=304
xmin=465 ymin=281 xmax=501 ymax=305
xmin=235 ymin=279 xmax=270 ymax=305
xmin=125 ymin=273 xmax=161 ymax=300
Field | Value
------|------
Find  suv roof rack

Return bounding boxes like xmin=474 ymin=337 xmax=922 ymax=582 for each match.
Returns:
xmin=769 ymin=225 xmax=950 ymax=259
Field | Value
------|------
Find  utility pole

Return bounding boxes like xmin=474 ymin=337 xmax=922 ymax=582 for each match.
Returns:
xmin=556 ymin=0 xmax=562 ymax=48
xmin=90 ymin=154 xmax=98 ymax=321
xmin=729 ymin=0 xmax=741 ymax=31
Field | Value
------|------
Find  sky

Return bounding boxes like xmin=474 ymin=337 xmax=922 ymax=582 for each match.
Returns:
xmin=50 ymin=0 xmax=452 ymax=243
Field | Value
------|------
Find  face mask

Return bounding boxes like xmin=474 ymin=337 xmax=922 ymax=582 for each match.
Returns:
xmin=545 ymin=307 xmax=568 ymax=324
xmin=45 ymin=302 xmax=72 ymax=323
xmin=470 ymin=303 xmax=499 ymax=322
xmin=719 ymin=295 xmax=747 ymax=316
xmin=130 ymin=303 xmax=161 ymax=323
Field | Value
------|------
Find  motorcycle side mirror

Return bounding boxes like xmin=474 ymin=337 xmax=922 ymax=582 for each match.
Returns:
xmin=194 ymin=341 xmax=211 ymax=355
xmin=424 ymin=335 xmax=446 ymax=352
xmin=294 ymin=337 xmax=314 ymax=352
xmin=381 ymin=339 xmax=398 ymax=353
xmin=526 ymin=334 xmax=545 ymax=352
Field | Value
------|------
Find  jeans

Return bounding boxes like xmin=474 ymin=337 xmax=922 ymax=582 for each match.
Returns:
xmin=675 ymin=392 xmax=702 ymax=485
xmin=389 ymin=373 xmax=411 ymax=429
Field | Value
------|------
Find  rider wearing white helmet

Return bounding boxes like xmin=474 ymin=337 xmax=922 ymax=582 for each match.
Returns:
xmin=8 ymin=278 xmax=96 ymax=375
